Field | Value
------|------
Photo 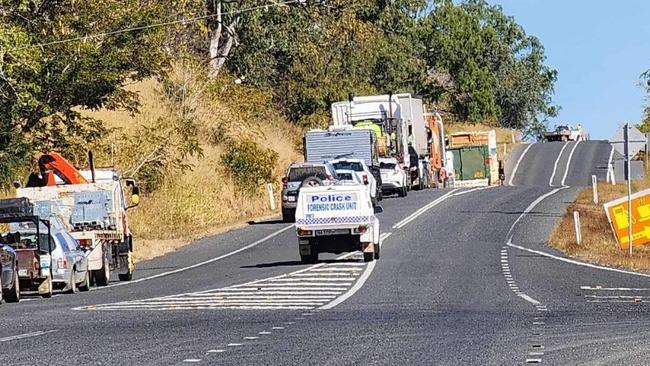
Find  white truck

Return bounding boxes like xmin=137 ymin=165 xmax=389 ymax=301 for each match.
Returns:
xmin=295 ymin=184 xmax=381 ymax=263
xmin=17 ymin=168 xmax=140 ymax=286
xmin=331 ymin=93 xmax=434 ymax=190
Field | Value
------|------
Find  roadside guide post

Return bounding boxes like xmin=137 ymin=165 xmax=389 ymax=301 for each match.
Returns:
xmin=625 ymin=123 xmax=633 ymax=256
xmin=573 ymin=211 xmax=582 ymax=245
xmin=267 ymin=183 xmax=276 ymax=210
xmin=592 ymin=175 xmax=598 ymax=204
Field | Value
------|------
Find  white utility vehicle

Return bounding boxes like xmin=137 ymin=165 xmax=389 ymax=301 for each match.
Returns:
xmin=295 ymin=184 xmax=381 ymax=264
xmin=379 ymin=157 xmax=408 ymax=197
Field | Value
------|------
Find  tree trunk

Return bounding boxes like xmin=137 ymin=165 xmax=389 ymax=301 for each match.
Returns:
xmin=207 ymin=0 xmax=237 ymax=79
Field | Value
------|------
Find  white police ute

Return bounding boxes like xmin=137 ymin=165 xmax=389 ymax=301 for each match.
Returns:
xmin=295 ymin=184 xmax=381 ymax=264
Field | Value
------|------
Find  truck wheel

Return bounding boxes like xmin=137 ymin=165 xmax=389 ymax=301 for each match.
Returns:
xmin=397 ymin=188 xmax=405 ymax=197
xmin=363 ymin=252 xmax=374 ymax=262
xmin=118 ymin=271 xmax=133 ymax=282
xmin=78 ymin=271 xmax=90 ymax=292
xmin=4 ymin=268 xmax=20 ymax=303
xmin=374 ymin=244 xmax=380 ymax=260
xmin=93 ymin=257 xmax=110 ymax=287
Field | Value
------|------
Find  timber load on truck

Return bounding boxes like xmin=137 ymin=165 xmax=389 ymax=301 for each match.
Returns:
xmin=16 ymin=152 xmax=140 ymax=285
xmin=331 ymin=93 xmax=446 ymax=190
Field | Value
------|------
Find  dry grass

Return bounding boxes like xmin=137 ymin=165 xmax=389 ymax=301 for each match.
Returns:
xmin=81 ymin=76 xmax=302 ymax=262
xmin=550 ymin=172 xmax=650 ymax=272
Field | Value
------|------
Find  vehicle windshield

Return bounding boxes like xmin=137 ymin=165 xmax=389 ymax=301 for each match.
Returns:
xmin=288 ymin=166 xmax=328 ymax=182
xmin=333 ymin=162 xmax=364 ymax=172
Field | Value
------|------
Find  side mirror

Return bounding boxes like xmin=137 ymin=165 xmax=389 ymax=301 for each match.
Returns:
xmin=373 ymin=206 xmax=384 ymax=214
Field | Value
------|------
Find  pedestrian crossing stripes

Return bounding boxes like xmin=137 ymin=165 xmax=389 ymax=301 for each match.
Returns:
xmin=75 ymin=254 xmax=369 ymax=311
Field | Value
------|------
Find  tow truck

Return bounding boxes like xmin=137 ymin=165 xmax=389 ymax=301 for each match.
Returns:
xmin=16 ymin=152 xmax=140 ymax=286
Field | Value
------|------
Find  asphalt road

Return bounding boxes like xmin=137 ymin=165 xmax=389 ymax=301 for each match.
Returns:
xmin=3 ymin=140 xmax=649 ymax=365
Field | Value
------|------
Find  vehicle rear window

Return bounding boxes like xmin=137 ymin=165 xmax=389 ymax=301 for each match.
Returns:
xmin=333 ymin=162 xmax=363 ymax=172
xmin=288 ymin=166 xmax=328 ymax=182
xmin=380 ymin=163 xmax=396 ymax=170
xmin=337 ymin=172 xmax=354 ymax=181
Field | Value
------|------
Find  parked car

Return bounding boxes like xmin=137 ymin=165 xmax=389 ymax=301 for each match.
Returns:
xmin=281 ymin=162 xmax=339 ymax=222
xmin=379 ymin=157 xmax=408 ymax=197
xmin=330 ymin=159 xmax=382 ymax=204
xmin=8 ymin=215 xmax=90 ymax=295
xmin=0 ymin=243 xmax=20 ymax=303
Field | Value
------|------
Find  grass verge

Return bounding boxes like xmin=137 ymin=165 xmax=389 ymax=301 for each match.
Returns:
xmin=550 ymin=173 xmax=650 ymax=272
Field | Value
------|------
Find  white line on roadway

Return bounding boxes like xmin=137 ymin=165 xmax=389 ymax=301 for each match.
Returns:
xmin=508 ymin=143 xmax=534 ymax=186
xmin=507 ymin=242 xmax=650 ymax=279
xmin=548 ymin=142 xmax=570 ymax=187
xmin=392 ymin=190 xmax=457 ymax=229
xmin=94 ymin=225 xmax=295 ymax=291
xmin=519 ymin=294 xmax=541 ymax=305
xmin=581 ymin=286 xmax=650 ymax=291
xmin=0 ymin=329 xmax=58 ymax=343
xmin=560 ymin=141 xmax=581 ymax=187
xmin=506 ymin=187 xmax=568 ymax=243
xmin=319 ymin=232 xmax=392 ymax=310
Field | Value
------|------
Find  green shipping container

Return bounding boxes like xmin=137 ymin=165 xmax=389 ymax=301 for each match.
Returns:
xmin=449 ymin=145 xmax=489 ymax=181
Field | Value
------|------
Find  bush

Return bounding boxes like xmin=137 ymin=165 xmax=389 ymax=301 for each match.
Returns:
xmin=221 ymin=139 xmax=278 ymax=192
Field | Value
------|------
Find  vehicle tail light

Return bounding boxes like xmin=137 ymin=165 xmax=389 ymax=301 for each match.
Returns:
xmin=297 ymin=227 xmax=313 ymax=236
xmin=282 ymin=176 xmax=288 ymax=188
xmin=362 ymin=175 xmax=369 ymax=185
xmin=58 ymin=258 xmax=68 ymax=270
xmin=78 ymin=239 xmax=92 ymax=246
xmin=354 ymin=225 xmax=368 ymax=234
xmin=485 ymin=157 xmax=491 ymax=165
xmin=33 ymin=257 xmax=40 ymax=270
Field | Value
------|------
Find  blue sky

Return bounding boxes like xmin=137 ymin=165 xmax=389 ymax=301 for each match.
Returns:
xmin=486 ymin=0 xmax=650 ymax=139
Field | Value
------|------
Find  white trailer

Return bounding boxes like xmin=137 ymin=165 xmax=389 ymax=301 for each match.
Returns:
xmin=16 ymin=169 xmax=139 ymax=285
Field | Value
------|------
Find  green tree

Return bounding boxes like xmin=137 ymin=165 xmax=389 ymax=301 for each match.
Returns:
xmin=423 ymin=0 xmax=557 ymax=132
xmin=0 ymin=0 xmax=169 ymax=186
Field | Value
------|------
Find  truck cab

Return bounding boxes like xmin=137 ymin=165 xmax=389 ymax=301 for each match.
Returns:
xmin=295 ymin=184 xmax=381 ymax=263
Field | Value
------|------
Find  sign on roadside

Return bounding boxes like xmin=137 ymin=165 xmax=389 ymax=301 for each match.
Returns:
xmin=610 ymin=125 xmax=646 ymax=159
xmin=604 ymin=188 xmax=650 ymax=250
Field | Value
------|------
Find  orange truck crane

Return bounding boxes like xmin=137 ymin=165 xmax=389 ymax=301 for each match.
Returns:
xmin=426 ymin=112 xmax=448 ymax=187
xmin=17 ymin=152 xmax=140 ymax=285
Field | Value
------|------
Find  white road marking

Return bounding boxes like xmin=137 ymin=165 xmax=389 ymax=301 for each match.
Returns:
xmin=549 ymin=141 xmax=570 ymax=187
xmin=506 ymin=187 xmax=568 ymax=243
xmin=508 ymin=143 xmax=534 ymax=186
xmin=271 ymin=326 xmax=284 ymax=330
xmin=560 ymin=141 xmax=581 ymax=186
xmin=508 ymin=242 xmax=650 ymax=279
xmin=93 ymin=225 xmax=294 ymax=291
xmin=0 ymin=330 xmax=58 ymax=343
xmin=581 ymin=286 xmax=650 ymax=291
xmin=227 ymin=343 xmax=243 ymax=347
xmin=393 ymin=190 xmax=457 ymax=229
xmin=183 ymin=359 xmax=201 ymax=363
xmin=207 ymin=350 xmax=225 ymax=353
xmin=243 ymin=336 xmax=259 ymax=340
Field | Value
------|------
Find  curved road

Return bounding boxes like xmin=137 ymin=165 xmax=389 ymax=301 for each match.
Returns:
xmin=2 ymin=140 xmax=648 ymax=365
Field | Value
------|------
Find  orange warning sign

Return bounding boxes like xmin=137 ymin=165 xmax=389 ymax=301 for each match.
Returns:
xmin=604 ymin=188 xmax=650 ymax=250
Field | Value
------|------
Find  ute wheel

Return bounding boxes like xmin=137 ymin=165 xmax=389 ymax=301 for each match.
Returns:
xmin=78 ymin=270 xmax=90 ymax=292
xmin=93 ymin=257 xmax=110 ymax=287
xmin=374 ymin=244 xmax=380 ymax=260
xmin=301 ymin=176 xmax=323 ymax=188
xmin=41 ymin=278 xmax=53 ymax=298
xmin=363 ymin=252 xmax=374 ymax=263
xmin=300 ymin=250 xmax=318 ymax=264
xmin=282 ymin=209 xmax=295 ymax=223
xmin=4 ymin=268 xmax=20 ymax=303
xmin=398 ymin=187 xmax=406 ymax=197
xmin=66 ymin=270 xmax=77 ymax=294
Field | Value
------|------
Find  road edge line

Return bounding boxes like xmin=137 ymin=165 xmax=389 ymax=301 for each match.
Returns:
xmin=508 ymin=143 xmax=534 ymax=186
